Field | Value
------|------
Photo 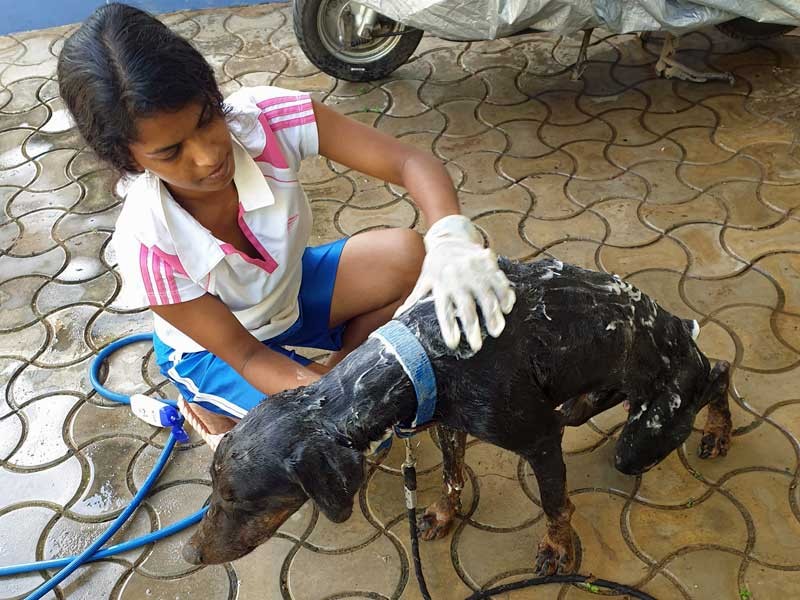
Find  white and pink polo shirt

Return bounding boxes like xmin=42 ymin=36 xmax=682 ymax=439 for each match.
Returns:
xmin=113 ymin=86 xmax=318 ymax=353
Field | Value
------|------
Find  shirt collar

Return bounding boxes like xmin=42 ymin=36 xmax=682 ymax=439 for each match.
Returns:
xmin=148 ymin=136 xmax=275 ymax=281
xmin=232 ymin=137 xmax=274 ymax=212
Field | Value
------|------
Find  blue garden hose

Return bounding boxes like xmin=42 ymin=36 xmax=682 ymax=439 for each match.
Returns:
xmin=88 ymin=333 xmax=163 ymax=405
xmin=0 ymin=333 xmax=208 ymax=600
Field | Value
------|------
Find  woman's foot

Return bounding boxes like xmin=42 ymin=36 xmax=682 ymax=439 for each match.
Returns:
xmin=178 ymin=398 xmax=238 ymax=450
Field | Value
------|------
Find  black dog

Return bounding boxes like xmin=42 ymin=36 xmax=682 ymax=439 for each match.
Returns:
xmin=182 ymin=258 xmax=732 ymax=572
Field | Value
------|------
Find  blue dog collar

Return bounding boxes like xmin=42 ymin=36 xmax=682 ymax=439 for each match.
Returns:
xmin=369 ymin=320 xmax=437 ymax=438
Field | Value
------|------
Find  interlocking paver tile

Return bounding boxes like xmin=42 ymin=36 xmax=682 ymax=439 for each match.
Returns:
xmin=0 ymin=413 xmax=23 ymax=460
xmin=0 ymin=159 xmax=38 ymax=188
xmin=684 ymin=268 xmax=779 ymax=314
xmin=0 ymin=456 xmax=82 ymax=506
xmin=0 ymin=77 xmax=46 ymax=112
xmin=497 ymin=120 xmax=551 ymax=157
xmin=545 ymin=239 xmax=603 ymax=270
xmin=337 ymin=199 xmax=416 ymax=234
xmin=665 ymin=549 xmax=743 ymax=598
xmin=607 ymin=138 xmax=684 ymax=170
xmin=119 ymin=565 xmax=232 ymax=600
xmin=629 ymin=491 xmax=748 ymax=561
xmin=572 ymin=494 xmax=650 ymax=583
xmin=695 ymin=320 xmax=740 ymax=363
xmin=478 ymin=67 xmax=530 ymax=105
xmin=631 ymin=160 xmax=698 ymax=204
xmin=726 ymin=471 xmax=800 ymax=565
xmin=454 ymin=151 xmax=512 ymax=193
xmin=719 ymin=304 xmax=799 ymax=370
xmin=600 ymin=236 xmax=688 ymax=276
xmin=2 ymin=4 xmax=800 ymax=599
xmin=377 ymin=110 xmax=446 ymax=137
xmin=7 ymin=184 xmax=82 ymax=217
xmin=640 ymin=193 xmax=726 ymax=231
xmin=477 ymin=98 xmax=548 ymax=125
xmin=438 ymin=99 xmax=489 ymax=136
xmin=745 ymin=563 xmax=800 ymax=600
xmin=0 ymin=274 xmax=45 ymax=329
xmin=0 ymin=506 xmax=59 ymax=597
xmin=10 ymin=395 xmax=80 ymax=467
xmin=11 ymin=208 xmax=63 ymax=255
xmin=0 ymin=129 xmax=32 ymax=169
xmin=418 ymin=77 xmax=487 ymax=108
xmin=591 ymin=198 xmax=660 ymax=246
xmin=459 ymin=184 xmax=532 ymax=218
xmin=475 ymin=212 xmax=533 ymax=259
xmin=521 ymin=210 xmax=607 ymax=249
xmin=601 ymin=108 xmax=659 ymax=145
xmin=0 ymin=104 xmax=48 ymax=131
xmin=435 ymin=128 xmax=507 ymax=161
xmin=272 ymin=70 xmax=335 ymax=93
xmin=0 ymin=321 xmax=48 ymax=360
xmin=499 ymin=148 xmax=575 ymax=181
xmin=755 ymin=253 xmax=800 ymax=315
xmin=725 ymin=216 xmax=800 ymax=262
xmin=670 ymin=223 xmax=748 ymax=278
xmin=707 ymin=94 xmax=795 ymax=151
xmin=26 ymin=148 xmax=75 ymax=191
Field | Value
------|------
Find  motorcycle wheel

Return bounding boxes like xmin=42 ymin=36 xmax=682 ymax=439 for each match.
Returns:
xmin=715 ymin=17 xmax=795 ymax=41
xmin=293 ymin=0 xmax=423 ymax=82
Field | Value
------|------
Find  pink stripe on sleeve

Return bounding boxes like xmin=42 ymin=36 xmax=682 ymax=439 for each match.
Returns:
xmin=271 ymin=114 xmax=316 ymax=132
xmin=163 ymin=260 xmax=181 ymax=303
xmin=256 ymin=95 xmax=304 ymax=110
xmin=139 ymin=245 xmax=158 ymax=305
xmin=255 ymin=113 xmax=290 ymax=169
xmin=151 ymin=253 xmax=170 ymax=305
xmin=150 ymin=246 xmax=187 ymax=276
xmin=263 ymin=101 xmax=313 ymax=121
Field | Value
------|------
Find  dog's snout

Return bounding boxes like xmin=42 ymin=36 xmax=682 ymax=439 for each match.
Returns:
xmin=181 ymin=542 xmax=203 ymax=565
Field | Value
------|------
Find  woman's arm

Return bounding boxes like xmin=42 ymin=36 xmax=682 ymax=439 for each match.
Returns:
xmin=312 ymin=100 xmax=516 ymax=353
xmin=313 ymin=100 xmax=459 ymax=226
xmin=151 ymin=294 xmax=327 ymax=396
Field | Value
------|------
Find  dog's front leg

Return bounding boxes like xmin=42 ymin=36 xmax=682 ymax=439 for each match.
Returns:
xmin=527 ymin=435 xmax=577 ymax=575
xmin=418 ymin=425 xmax=466 ymax=541
xmin=699 ymin=361 xmax=732 ymax=459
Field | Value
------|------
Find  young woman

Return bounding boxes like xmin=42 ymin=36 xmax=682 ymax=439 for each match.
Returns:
xmin=57 ymin=3 xmax=515 ymax=444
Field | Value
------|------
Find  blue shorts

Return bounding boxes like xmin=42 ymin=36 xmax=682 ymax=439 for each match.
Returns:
xmin=153 ymin=238 xmax=348 ymax=418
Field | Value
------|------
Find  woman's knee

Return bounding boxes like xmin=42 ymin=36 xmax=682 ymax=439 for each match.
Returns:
xmin=389 ymin=228 xmax=424 ymax=293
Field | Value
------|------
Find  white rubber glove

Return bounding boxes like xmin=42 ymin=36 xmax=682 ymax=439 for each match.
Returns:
xmin=395 ymin=215 xmax=516 ymax=352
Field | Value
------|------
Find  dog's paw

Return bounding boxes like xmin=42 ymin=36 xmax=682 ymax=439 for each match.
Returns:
xmin=417 ymin=498 xmax=456 ymax=541
xmin=534 ymin=532 xmax=576 ymax=576
xmin=698 ymin=429 xmax=730 ymax=459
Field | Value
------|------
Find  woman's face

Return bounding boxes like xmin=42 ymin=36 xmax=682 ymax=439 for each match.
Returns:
xmin=128 ymin=100 xmax=234 ymax=200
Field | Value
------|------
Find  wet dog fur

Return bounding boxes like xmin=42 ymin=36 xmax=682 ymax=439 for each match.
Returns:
xmin=181 ymin=258 xmax=732 ymax=571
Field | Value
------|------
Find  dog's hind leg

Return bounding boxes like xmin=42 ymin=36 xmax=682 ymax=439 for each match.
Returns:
xmin=699 ymin=361 xmax=732 ymax=459
xmin=527 ymin=434 xmax=577 ymax=575
xmin=418 ymin=426 xmax=466 ymax=541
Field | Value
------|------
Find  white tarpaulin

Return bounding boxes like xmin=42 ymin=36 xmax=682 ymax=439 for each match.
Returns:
xmin=355 ymin=0 xmax=800 ymax=40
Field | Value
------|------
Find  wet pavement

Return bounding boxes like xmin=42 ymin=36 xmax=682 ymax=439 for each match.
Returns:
xmin=1 ymin=3 xmax=799 ymax=599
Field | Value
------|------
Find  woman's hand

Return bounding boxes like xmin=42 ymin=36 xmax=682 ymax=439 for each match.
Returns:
xmin=395 ymin=215 xmax=515 ymax=352
xmin=314 ymin=100 xmax=517 ymax=352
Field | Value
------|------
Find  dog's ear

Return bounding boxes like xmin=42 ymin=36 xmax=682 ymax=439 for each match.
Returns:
xmin=289 ymin=439 xmax=365 ymax=523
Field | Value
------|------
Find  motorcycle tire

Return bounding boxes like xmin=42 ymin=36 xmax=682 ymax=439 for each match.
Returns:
xmin=715 ymin=17 xmax=796 ymax=41
xmin=293 ymin=0 xmax=424 ymax=82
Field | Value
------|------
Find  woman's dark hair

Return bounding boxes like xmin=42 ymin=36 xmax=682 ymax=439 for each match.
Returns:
xmin=57 ymin=3 xmax=225 ymax=172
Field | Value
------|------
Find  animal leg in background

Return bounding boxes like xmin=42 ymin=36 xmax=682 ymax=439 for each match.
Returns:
xmin=417 ymin=426 xmax=467 ymax=541
xmin=527 ymin=434 xmax=577 ymax=576
xmin=699 ymin=361 xmax=732 ymax=459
